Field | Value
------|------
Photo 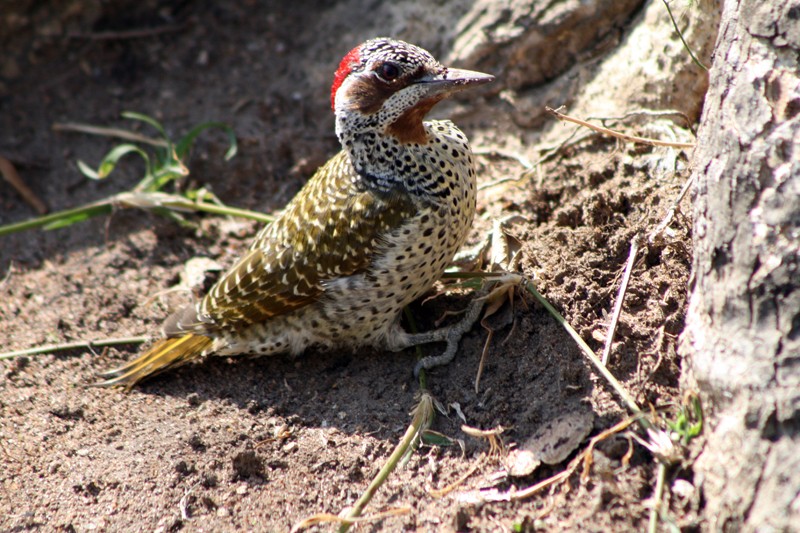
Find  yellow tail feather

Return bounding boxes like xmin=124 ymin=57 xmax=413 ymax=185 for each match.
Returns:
xmin=95 ymin=334 xmax=213 ymax=390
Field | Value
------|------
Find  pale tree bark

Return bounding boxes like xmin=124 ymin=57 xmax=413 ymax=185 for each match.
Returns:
xmin=681 ymin=0 xmax=800 ymax=530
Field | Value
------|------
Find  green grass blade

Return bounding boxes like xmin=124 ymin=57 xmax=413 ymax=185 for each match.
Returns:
xmin=0 ymin=201 xmax=114 ymax=237
xmin=0 ymin=336 xmax=150 ymax=360
xmin=43 ymin=211 xmax=94 ymax=229
xmin=174 ymin=121 xmax=238 ymax=161
xmin=142 ymin=161 xmax=189 ymax=192
xmin=121 ymin=111 xmax=169 ymax=139
xmin=79 ymin=144 xmax=151 ymax=180
xmin=662 ymin=0 xmax=708 ymax=71
xmin=149 ymin=194 xmax=273 ymax=223
xmin=77 ymin=159 xmax=100 ymax=179
xmin=522 ymin=279 xmax=645 ymax=420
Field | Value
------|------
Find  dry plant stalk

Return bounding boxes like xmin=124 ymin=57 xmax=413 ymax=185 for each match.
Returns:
xmin=545 ymin=106 xmax=696 ymax=149
xmin=0 ymin=155 xmax=48 ymax=214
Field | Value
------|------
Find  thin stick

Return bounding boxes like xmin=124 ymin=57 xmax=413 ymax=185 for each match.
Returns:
xmin=522 ymin=279 xmax=644 ymax=420
xmin=292 ymin=507 xmax=410 ymax=533
xmin=0 ymin=156 xmax=48 ymax=214
xmin=648 ymin=461 xmax=668 ymax=533
xmin=52 ymin=123 xmax=167 ymax=147
xmin=648 ymin=173 xmax=695 ymax=243
xmin=591 ymin=109 xmax=693 ymax=129
xmin=546 ymin=107 xmax=696 ymax=149
xmin=0 ymin=336 xmax=150 ymax=360
xmin=475 ymin=327 xmax=493 ymax=394
xmin=428 ymin=457 xmax=484 ymax=498
xmin=478 ymin=175 xmax=526 ymax=191
xmin=662 ymin=0 xmax=708 ymax=71
xmin=601 ymin=235 xmax=642 ymax=365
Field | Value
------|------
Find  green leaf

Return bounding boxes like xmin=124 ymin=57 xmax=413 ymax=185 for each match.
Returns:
xmin=1 ymin=112 xmax=247 ymax=238
xmin=142 ymin=160 xmax=190 ymax=192
xmin=450 ymin=277 xmax=484 ymax=290
xmin=77 ymin=159 xmax=100 ymax=179
xmin=121 ymin=111 xmax=169 ymax=140
xmin=81 ymin=143 xmax=151 ymax=181
xmin=42 ymin=210 xmax=95 ymax=230
xmin=666 ymin=395 xmax=704 ymax=444
xmin=420 ymin=430 xmax=454 ymax=447
xmin=175 ymin=121 xmax=238 ymax=161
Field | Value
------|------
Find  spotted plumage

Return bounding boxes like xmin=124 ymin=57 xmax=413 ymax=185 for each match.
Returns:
xmin=100 ymin=38 xmax=493 ymax=388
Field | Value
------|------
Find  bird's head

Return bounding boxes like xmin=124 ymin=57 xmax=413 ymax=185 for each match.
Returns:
xmin=331 ymin=38 xmax=493 ymax=144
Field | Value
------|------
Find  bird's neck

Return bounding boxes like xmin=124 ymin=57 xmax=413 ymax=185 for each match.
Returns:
xmin=338 ymin=117 xmax=469 ymax=207
xmin=337 ymin=122 xmax=423 ymax=191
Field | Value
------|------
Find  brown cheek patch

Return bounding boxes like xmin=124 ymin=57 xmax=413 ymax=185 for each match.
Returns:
xmin=345 ymin=77 xmax=394 ymax=114
xmin=386 ymin=97 xmax=441 ymax=144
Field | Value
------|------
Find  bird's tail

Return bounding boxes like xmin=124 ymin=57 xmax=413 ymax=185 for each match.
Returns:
xmin=95 ymin=334 xmax=213 ymax=390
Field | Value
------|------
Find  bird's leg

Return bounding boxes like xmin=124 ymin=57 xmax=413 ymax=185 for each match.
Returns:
xmin=397 ymin=217 xmax=526 ymax=374
xmin=388 ymin=272 xmax=525 ymax=376
xmin=387 ymin=294 xmax=487 ymax=376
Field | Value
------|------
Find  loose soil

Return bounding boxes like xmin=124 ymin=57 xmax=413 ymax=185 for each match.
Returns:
xmin=1 ymin=2 xmax=697 ymax=531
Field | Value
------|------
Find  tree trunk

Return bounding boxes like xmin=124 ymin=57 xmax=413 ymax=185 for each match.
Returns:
xmin=681 ymin=0 xmax=800 ymax=530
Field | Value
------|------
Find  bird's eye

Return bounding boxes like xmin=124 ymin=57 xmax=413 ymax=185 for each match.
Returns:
xmin=376 ymin=62 xmax=401 ymax=82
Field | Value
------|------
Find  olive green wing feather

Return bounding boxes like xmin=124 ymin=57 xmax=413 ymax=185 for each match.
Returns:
xmin=168 ymin=151 xmax=417 ymax=334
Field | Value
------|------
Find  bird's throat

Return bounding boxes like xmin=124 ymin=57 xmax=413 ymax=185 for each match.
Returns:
xmin=385 ymin=98 xmax=441 ymax=144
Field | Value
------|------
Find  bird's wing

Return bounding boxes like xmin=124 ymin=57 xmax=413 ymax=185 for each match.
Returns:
xmin=169 ymin=151 xmax=417 ymax=334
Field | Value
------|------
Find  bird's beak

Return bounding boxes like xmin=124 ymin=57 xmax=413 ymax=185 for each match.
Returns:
xmin=416 ymin=68 xmax=494 ymax=97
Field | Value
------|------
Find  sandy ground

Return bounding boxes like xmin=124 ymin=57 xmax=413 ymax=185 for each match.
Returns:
xmin=1 ymin=1 xmax=698 ymax=531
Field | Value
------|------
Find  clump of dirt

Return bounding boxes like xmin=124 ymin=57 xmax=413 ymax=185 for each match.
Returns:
xmin=1 ymin=1 xmax=702 ymax=531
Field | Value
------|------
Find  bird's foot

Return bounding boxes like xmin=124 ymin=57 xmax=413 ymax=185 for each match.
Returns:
xmin=412 ymin=295 xmax=486 ymax=376
xmin=387 ymin=272 xmax=525 ymax=376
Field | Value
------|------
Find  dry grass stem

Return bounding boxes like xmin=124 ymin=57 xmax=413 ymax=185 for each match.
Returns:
xmin=546 ymin=106 xmax=696 ymax=149
xmin=601 ymin=234 xmax=642 ymax=365
xmin=0 ymin=336 xmax=150 ymax=360
xmin=649 ymin=173 xmax=695 ymax=244
xmin=52 ymin=122 xmax=168 ymax=147
xmin=291 ymin=507 xmax=411 ymax=533
xmin=512 ymin=415 xmax=641 ymax=502
xmin=428 ymin=457 xmax=485 ymax=498
xmin=0 ymin=155 xmax=48 ymax=214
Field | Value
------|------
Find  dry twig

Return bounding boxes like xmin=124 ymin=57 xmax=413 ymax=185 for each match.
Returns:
xmin=52 ymin=122 xmax=167 ymax=147
xmin=648 ymin=173 xmax=695 ymax=243
xmin=0 ymin=156 xmax=48 ymax=214
xmin=291 ymin=507 xmax=410 ymax=533
xmin=0 ymin=336 xmax=150 ymax=361
xmin=428 ymin=456 xmax=485 ymax=498
xmin=601 ymin=234 xmax=643 ymax=365
xmin=546 ymin=106 xmax=696 ymax=149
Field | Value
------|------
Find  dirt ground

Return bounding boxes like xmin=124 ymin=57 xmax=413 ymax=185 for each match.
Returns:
xmin=1 ymin=1 xmax=702 ymax=531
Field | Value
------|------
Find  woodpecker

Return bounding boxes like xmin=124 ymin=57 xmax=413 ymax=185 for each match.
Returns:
xmin=100 ymin=38 xmax=494 ymax=388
